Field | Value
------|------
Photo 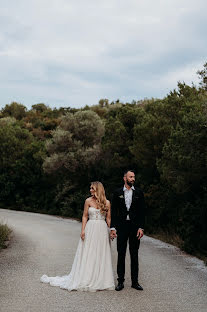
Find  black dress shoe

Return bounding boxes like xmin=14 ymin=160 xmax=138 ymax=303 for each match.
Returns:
xmin=131 ymin=283 xmax=143 ymax=290
xmin=115 ymin=283 xmax=124 ymax=291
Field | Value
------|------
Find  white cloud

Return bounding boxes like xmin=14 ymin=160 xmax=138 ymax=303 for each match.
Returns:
xmin=0 ymin=0 xmax=206 ymax=108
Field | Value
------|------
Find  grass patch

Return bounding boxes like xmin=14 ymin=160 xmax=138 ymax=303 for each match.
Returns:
xmin=0 ymin=223 xmax=12 ymax=249
xmin=148 ymin=230 xmax=207 ymax=266
xmin=148 ymin=230 xmax=184 ymax=249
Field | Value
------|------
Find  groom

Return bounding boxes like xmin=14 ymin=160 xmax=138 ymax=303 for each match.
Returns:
xmin=110 ymin=170 xmax=145 ymax=291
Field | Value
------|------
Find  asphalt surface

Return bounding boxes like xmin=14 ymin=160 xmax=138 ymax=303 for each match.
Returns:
xmin=0 ymin=208 xmax=207 ymax=312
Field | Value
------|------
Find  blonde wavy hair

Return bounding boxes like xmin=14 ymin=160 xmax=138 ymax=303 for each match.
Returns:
xmin=90 ymin=181 xmax=108 ymax=213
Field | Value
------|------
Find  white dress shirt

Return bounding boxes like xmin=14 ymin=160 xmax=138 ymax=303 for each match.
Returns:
xmin=123 ymin=185 xmax=135 ymax=220
xmin=110 ymin=185 xmax=144 ymax=232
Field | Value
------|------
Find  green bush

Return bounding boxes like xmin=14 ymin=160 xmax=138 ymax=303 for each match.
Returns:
xmin=0 ymin=223 xmax=12 ymax=248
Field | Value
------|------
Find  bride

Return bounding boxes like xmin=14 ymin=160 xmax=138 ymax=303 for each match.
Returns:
xmin=40 ymin=181 xmax=115 ymax=291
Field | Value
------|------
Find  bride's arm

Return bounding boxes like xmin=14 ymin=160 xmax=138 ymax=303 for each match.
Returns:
xmin=106 ymin=201 xmax=111 ymax=228
xmin=81 ymin=199 xmax=89 ymax=240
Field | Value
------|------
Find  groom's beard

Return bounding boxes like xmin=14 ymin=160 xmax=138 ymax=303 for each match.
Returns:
xmin=126 ymin=180 xmax=134 ymax=187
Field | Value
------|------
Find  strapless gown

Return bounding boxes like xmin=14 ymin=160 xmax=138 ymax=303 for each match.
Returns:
xmin=40 ymin=207 xmax=115 ymax=291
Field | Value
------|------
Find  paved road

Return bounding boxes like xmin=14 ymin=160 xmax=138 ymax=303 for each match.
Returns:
xmin=0 ymin=209 xmax=207 ymax=312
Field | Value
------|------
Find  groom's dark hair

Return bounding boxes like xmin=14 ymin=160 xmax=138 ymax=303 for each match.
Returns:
xmin=123 ymin=169 xmax=135 ymax=176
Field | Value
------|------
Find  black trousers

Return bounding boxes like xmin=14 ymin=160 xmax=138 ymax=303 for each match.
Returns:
xmin=117 ymin=220 xmax=140 ymax=284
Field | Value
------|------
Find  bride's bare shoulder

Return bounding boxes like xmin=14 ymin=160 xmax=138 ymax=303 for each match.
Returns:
xmin=85 ymin=197 xmax=93 ymax=203
xmin=106 ymin=199 xmax=111 ymax=207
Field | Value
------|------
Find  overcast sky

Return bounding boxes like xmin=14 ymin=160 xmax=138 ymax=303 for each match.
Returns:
xmin=0 ymin=0 xmax=207 ymax=109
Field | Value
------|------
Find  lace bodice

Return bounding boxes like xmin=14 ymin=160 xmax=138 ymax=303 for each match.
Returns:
xmin=88 ymin=207 xmax=106 ymax=221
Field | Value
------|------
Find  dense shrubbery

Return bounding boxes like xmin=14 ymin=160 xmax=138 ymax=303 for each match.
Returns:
xmin=0 ymin=222 xmax=12 ymax=248
xmin=0 ymin=63 xmax=207 ymax=258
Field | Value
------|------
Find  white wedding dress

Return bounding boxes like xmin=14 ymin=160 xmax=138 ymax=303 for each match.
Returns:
xmin=40 ymin=207 xmax=115 ymax=292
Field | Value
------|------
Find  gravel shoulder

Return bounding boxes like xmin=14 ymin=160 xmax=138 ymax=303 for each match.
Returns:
xmin=0 ymin=209 xmax=207 ymax=312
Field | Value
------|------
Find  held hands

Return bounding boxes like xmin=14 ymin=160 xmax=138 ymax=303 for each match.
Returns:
xmin=137 ymin=228 xmax=144 ymax=240
xmin=110 ymin=230 xmax=117 ymax=240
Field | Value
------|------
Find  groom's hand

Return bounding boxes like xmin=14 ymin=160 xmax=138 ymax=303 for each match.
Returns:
xmin=110 ymin=230 xmax=117 ymax=240
xmin=137 ymin=228 xmax=144 ymax=240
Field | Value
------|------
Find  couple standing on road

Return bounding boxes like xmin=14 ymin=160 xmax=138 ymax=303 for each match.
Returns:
xmin=40 ymin=170 xmax=146 ymax=292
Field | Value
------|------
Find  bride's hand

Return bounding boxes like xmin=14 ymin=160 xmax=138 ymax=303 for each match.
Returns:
xmin=81 ymin=231 xmax=85 ymax=240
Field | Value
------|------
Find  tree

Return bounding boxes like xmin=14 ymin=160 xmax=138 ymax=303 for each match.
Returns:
xmin=1 ymin=102 xmax=27 ymax=120
xmin=197 ymin=62 xmax=207 ymax=91
xmin=31 ymin=103 xmax=50 ymax=113
xmin=157 ymin=110 xmax=207 ymax=194
xmin=157 ymin=107 xmax=207 ymax=254
xmin=102 ymin=104 xmax=143 ymax=175
xmin=98 ymin=98 xmax=109 ymax=107
xmin=43 ymin=110 xmax=105 ymax=217
xmin=0 ymin=122 xmax=47 ymax=209
xmin=130 ymin=108 xmax=172 ymax=170
xmin=23 ymin=106 xmax=60 ymax=140
xmin=43 ymin=110 xmax=105 ymax=180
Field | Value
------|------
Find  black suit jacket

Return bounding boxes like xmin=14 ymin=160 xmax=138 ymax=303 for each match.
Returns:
xmin=111 ymin=186 xmax=145 ymax=230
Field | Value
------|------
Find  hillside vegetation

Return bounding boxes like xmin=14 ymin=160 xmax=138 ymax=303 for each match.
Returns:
xmin=0 ymin=63 xmax=207 ymax=259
